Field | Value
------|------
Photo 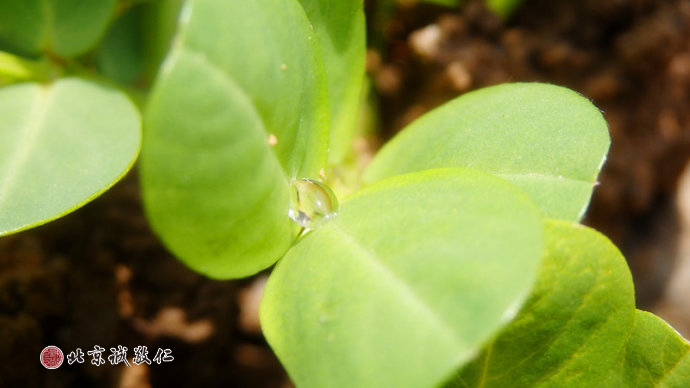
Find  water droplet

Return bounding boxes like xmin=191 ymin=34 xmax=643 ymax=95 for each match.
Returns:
xmin=288 ymin=179 xmax=338 ymax=229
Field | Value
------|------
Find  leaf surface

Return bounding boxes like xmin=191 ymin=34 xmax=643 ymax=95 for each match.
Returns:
xmin=449 ymin=220 xmax=635 ymax=387
xmin=0 ymin=77 xmax=140 ymax=236
xmin=97 ymin=4 xmax=145 ymax=85
xmin=141 ymin=0 xmax=329 ymax=278
xmin=97 ymin=0 xmax=185 ymax=86
xmin=0 ymin=0 xmax=116 ymax=57
xmin=261 ymin=168 xmax=543 ymax=388
xmin=448 ymin=221 xmax=690 ymax=387
xmin=297 ymin=0 xmax=366 ymax=163
xmin=363 ymin=83 xmax=610 ymax=220
xmin=617 ymin=310 xmax=690 ymax=387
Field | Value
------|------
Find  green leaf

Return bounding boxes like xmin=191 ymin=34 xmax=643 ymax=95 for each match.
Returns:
xmin=297 ymin=0 xmax=365 ymax=163
xmin=97 ymin=4 xmax=146 ymax=85
xmin=617 ymin=310 xmax=690 ymax=386
xmin=363 ymin=83 xmax=610 ymax=221
xmin=261 ymin=167 xmax=543 ymax=388
xmin=420 ymin=0 xmax=462 ymax=6
xmin=141 ymin=0 xmax=329 ymax=278
xmin=177 ymin=0 xmax=329 ymax=178
xmin=0 ymin=77 xmax=141 ymax=236
xmin=139 ymin=0 xmax=185 ymax=83
xmin=0 ymin=0 xmax=117 ymax=57
xmin=486 ymin=0 xmax=525 ymax=18
xmin=97 ymin=0 xmax=185 ymax=86
xmin=448 ymin=220 xmax=636 ymax=387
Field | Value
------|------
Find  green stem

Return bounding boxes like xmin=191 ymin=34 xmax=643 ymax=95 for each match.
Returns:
xmin=0 ymin=51 xmax=55 ymax=82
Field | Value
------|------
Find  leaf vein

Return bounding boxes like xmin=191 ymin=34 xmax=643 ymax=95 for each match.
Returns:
xmin=0 ymin=85 xmax=53 ymax=214
xmin=655 ymin=342 xmax=690 ymax=387
xmin=330 ymin=221 xmax=464 ymax=350
xmin=489 ymin=269 xmax=603 ymax=380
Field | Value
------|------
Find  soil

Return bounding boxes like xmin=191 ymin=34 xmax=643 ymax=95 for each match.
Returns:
xmin=0 ymin=173 xmax=289 ymax=387
xmin=3 ymin=0 xmax=690 ymax=386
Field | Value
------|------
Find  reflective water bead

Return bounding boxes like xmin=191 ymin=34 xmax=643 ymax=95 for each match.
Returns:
xmin=288 ymin=179 xmax=339 ymax=229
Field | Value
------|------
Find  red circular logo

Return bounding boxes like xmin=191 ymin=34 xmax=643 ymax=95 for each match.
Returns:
xmin=40 ymin=346 xmax=63 ymax=369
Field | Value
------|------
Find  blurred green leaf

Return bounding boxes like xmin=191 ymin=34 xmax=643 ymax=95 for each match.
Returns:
xmin=261 ymin=168 xmax=543 ymax=388
xmin=297 ymin=0 xmax=365 ymax=163
xmin=139 ymin=0 xmax=184 ymax=82
xmin=363 ymin=83 xmax=610 ymax=221
xmin=0 ymin=50 xmax=53 ymax=81
xmin=97 ymin=0 xmax=185 ymax=86
xmin=97 ymin=3 xmax=145 ymax=85
xmin=486 ymin=0 xmax=524 ymax=18
xmin=0 ymin=0 xmax=117 ymax=57
xmin=141 ymin=0 xmax=329 ymax=278
xmin=0 ymin=77 xmax=141 ymax=236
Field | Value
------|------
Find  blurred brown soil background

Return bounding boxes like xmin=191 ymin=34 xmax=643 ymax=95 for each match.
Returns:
xmin=2 ymin=0 xmax=690 ymax=386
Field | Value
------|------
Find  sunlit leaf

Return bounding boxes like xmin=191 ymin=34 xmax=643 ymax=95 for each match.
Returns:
xmin=261 ymin=168 xmax=543 ymax=388
xmin=297 ymin=0 xmax=366 ymax=163
xmin=364 ymin=83 xmax=610 ymax=221
xmin=0 ymin=77 xmax=140 ymax=236
xmin=141 ymin=0 xmax=330 ymax=278
xmin=448 ymin=220 xmax=635 ymax=387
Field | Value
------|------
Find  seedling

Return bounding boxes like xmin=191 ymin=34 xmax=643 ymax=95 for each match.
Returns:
xmin=0 ymin=0 xmax=687 ymax=387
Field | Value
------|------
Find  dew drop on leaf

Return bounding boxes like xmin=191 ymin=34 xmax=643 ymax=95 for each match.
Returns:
xmin=288 ymin=179 xmax=338 ymax=229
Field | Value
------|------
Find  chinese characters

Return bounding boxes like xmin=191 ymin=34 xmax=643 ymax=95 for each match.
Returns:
xmin=60 ymin=346 xmax=174 ymax=367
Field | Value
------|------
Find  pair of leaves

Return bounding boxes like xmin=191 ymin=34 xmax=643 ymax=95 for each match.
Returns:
xmin=141 ymin=0 xmax=365 ymax=278
xmin=0 ymin=2 xmax=142 ymax=236
xmin=264 ymin=213 xmax=689 ymax=388
xmin=262 ymin=78 xmax=686 ymax=387
xmin=144 ymin=12 xmax=608 ymax=277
